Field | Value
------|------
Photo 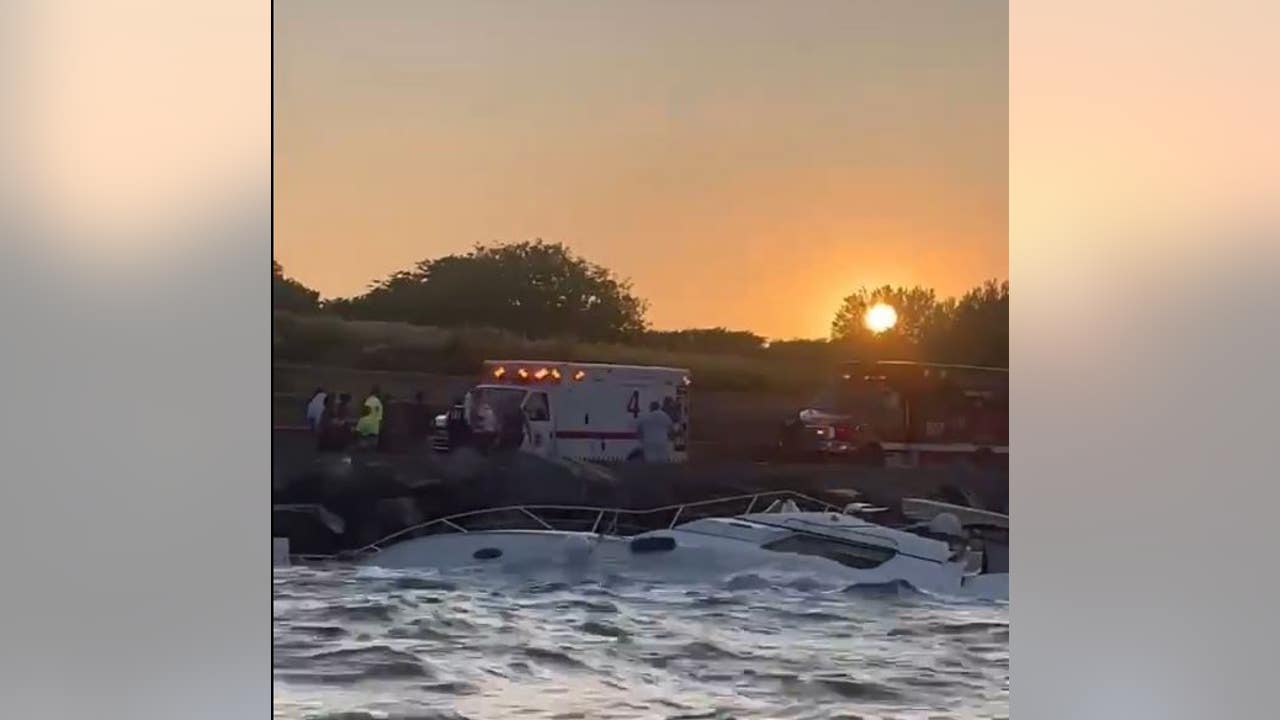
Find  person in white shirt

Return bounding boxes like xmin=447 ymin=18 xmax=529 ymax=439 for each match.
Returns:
xmin=474 ymin=402 xmax=497 ymax=433
xmin=305 ymin=387 xmax=327 ymax=431
xmin=635 ymin=400 xmax=675 ymax=462
xmin=471 ymin=401 xmax=498 ymax=454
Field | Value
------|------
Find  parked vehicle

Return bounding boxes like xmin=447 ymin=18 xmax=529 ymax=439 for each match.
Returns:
xmin=432 ymin=360 xmax=692 ymax=463
xmin=777 ymin=360 xmax=1008 ymax=468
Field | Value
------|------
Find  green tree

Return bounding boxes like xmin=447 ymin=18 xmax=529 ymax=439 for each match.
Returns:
xmin=330 ymin=240 xmax=649 ymax=341
xmin=272 ymin=260 xmax=320 ymax=314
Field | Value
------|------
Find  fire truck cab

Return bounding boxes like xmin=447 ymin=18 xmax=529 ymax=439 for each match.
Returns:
xmin=777 ymin=360 xmax=1008 ymax=468
xmin=432 ymin=361 xmax=692 ymax=463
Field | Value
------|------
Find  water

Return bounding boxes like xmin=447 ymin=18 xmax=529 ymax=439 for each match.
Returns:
xmin=274 ymin=564 xmax=1008 ymax=720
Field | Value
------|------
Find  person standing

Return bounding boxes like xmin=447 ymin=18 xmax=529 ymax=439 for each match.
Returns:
xmin=498 ymin=400 xmax=526 ymax=452
xmin=364 ymin=385 xmax=384 ymax=426
xmin=331 ymin=393 xmax=355 ymax=450
xmin=354 ymin=403 xmax=379 ymax=450
xmin=305 ymin=387 xmax=327 ymax=431
xmin=445 ymin=395 xmax=470 ymax=452
xmin=335 ymin=393 xmax=353 ymax=424
xmin=472 ymin=400 xmax=498 ymax=454
xmin=377 ymin=391 xmax=398 ymax=452
xmin=409 ymin=390 xmax=430 ymax=446
xmin=357 ymin=386 xmax=383 ymax=448
xmin=314 ymin=393 xmax=336 ymax=451
xmin=635 ymin=400 xmax=675 ymax=463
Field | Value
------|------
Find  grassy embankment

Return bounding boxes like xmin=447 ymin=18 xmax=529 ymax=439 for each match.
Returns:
xmin=273 ymin=312 xmax=833 ymax=393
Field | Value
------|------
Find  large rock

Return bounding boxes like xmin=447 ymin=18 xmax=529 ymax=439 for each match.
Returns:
xmin=272 ymin=434 xmax=1009 ymax=555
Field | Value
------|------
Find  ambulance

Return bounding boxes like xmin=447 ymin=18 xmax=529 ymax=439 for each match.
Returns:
xmin=431 ymin=361 xmax=692 ymax=463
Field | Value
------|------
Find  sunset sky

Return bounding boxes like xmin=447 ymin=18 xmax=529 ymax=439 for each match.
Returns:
xmin=275 ymin=0 xmax=1007 ymax=339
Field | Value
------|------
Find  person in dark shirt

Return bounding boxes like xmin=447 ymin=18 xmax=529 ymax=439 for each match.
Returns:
xmin=376 ymin=390 xmax=396 ymax=452
xmin=498 ymin=401 xmax=526 ymax=452
xmin=444 ymin=396 xmax=470 ymax=453
xmin=408 ymin=390 xmax=430 ymax=447
xmin=317 ymin=393 xmax=352 ymax=452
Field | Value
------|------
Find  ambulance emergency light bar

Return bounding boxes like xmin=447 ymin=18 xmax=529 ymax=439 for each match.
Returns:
xmin=488 ymin=364 xmax=690 ymax=386
xmin=490 ymin=365 xmax=576 ymax=382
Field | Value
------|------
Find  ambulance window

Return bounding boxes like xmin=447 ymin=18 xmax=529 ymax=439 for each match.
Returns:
xmin=523 ymin=392 xmax=550 ymax=422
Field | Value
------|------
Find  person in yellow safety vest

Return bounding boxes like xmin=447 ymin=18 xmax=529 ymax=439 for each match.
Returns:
xmin=363 ymin=385 xmax=384 ymax=427
xmin=354 ymin=404 xmax=380 ymax=449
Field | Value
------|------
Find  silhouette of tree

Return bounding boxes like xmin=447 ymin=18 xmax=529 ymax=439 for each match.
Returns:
xmin=939 ymin=279 xmax=1009 ymax=367
xmin=328 ymin=240 xmax=648 ymax=341
xmin=274 ymin=244 xmax=1006 ymax=371
xmin=272 ymin=260 xmax=320 ymax=314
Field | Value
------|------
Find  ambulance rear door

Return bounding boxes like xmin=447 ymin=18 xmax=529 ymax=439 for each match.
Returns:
xmin=521 ymin=388 xmax=555 ymax=458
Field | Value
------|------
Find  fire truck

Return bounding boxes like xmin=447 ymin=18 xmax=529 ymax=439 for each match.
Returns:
xmin=776 ymin=360 xmax=1008 ymax=468
xmin=432 ymin=361 xmax=692 ymax=463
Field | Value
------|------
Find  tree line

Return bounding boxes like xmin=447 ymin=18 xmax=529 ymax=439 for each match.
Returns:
xmin=273 ymin=240 xmax=1008 ymax=368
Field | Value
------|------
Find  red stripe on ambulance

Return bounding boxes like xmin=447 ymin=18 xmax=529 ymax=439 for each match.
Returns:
xmin=554 ymin=430 xmax=640 ymax=440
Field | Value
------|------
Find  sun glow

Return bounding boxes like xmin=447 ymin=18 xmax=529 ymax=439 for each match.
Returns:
xmin=864 ymin=303 xmax=898 ymax=334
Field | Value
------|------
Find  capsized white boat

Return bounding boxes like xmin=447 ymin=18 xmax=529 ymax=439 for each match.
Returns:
xmin=346 ymin=491 xmax=1008 ymax=601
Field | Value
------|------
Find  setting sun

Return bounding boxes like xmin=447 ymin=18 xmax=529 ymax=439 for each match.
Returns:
xmin=864 ymin=303 xmax=898 ymax=334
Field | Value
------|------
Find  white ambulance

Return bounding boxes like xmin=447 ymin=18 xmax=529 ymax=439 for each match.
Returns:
xmin=432 ymin=360 xmax=692 ymax=463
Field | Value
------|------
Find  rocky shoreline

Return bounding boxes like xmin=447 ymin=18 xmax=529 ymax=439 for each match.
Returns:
xmin=273 ymin=429 xmax=1008 ymax=557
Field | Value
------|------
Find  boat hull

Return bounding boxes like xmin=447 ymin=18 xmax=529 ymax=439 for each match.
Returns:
xmin=360 ymin=527 xmax=1007 ymax=601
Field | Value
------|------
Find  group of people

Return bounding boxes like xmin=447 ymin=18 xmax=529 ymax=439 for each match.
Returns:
xmin=304 ymin=385 xmax=433 ymax=453
xmin=301 ymin=384 xmax=685 ymax=461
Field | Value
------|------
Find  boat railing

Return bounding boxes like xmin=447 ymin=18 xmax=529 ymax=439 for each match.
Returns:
xmin=348 ymin=489 xmax=845 ymax=557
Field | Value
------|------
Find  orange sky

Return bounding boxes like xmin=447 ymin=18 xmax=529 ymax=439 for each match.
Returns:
xmin=274 ymin=0 xmax=1007 ymax=339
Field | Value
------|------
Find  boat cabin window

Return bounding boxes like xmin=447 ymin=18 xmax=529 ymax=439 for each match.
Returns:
xmin=523 ymin=391 xmax=550 ymax=422
xmin=762 ymin=533 xmax=897 ymax=570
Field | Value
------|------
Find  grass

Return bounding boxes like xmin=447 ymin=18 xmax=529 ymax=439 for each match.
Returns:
xmin=273 ymin=312 xmax=830 ymax=393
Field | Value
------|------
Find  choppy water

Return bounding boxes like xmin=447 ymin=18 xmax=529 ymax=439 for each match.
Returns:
xmin=274 ymin=564 xmax=1008 ymax=720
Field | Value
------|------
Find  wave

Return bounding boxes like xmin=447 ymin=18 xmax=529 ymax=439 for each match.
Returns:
xmin=275 ymin=646 xmax=434 ymax=685
xmin=273 ymin=565 xmax=1008 ymax=719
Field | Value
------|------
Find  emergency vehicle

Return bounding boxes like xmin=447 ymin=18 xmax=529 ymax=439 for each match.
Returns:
xmin=777 ymin=360 xmax=1008 ymax=468
xmin=431 ymin=361 xmax=692 ymax=463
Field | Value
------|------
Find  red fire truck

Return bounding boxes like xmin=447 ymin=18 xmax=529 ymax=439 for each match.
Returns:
xmin=776 ymin=360 xmax=1008 ymax=468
